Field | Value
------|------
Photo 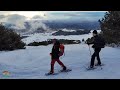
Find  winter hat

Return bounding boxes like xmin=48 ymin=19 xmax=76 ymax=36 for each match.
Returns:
xmin=53 ymin=38 xmax=57 ymax=41
xmin=93 ymin=30 xmax=97 ymax=34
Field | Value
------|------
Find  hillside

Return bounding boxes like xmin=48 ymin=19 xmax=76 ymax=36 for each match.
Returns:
xmin=0 ymin=31 xmax=120 ymax=79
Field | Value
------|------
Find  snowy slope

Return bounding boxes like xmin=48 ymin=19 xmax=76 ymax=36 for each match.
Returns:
xmin=0 ymin=30 xmax=120 ymax=79
xmin=0 ymin=43 xmax=120 ymax=79
xmin=22 ymin=32 xmax=91 ymax=44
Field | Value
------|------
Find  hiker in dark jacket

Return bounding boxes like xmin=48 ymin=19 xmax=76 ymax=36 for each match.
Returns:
xmin=87 ymin=30 xmax=105 ymax=68
xmin=49 ymin=39 xmax=67 ymax=74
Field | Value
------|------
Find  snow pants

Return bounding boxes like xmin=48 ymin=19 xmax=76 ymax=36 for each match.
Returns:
xmin=90 ymin=48 xmax=101 ymax=67
xmin=50 ymin=59 xmax=65 ymax=73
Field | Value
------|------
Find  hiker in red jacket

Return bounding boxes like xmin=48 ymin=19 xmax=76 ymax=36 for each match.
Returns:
xmin=49 ymin=39 xmax=67 ymax=74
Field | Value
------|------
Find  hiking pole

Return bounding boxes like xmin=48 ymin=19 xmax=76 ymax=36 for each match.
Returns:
xmin=88 ymin=45 xmax=92 ymax=57
xmin=86 ymin=45 xmax=92 ymax=68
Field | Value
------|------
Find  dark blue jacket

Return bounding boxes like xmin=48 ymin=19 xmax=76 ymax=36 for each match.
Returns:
xmin=88 ymin=35 xmax=105 ymax=48
xmin=51 ymin=41 xmax=60 ymax=59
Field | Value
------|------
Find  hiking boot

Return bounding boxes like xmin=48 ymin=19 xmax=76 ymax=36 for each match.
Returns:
xmin=90 ymin=66 xmax=94 ymax=68
xmin=86 ymin=66 xmax=94 ymax=70
xmin=63 ymin=66 xmax=67 ymax=71
xmin=95 ymin=63 xmax=102 ymax=66
xmin=48 ymin=71 xmax=54 ymax=74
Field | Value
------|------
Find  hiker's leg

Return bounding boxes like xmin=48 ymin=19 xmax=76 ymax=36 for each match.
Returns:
xmin=90 ymin=51 xmax=96 ymax=67
xmin=50 ymin=59 xmax=56 ymax=73
xmin=96 ymin=48 xmax=101 ymax=65
xmin=56 ymin=59 xmax=66 ymax=69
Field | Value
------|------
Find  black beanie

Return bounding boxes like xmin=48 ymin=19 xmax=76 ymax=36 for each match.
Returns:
xmin=93 ymin=30 xmax=97 ymax=34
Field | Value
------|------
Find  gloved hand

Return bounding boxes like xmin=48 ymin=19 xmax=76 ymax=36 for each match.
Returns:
xmin=50 ymin=53 xmax=52 ymax=56
xmin=87 ymin=43 xmax=90 ymax=45
xmin=92 ymin=45 xmax=95 ymax=48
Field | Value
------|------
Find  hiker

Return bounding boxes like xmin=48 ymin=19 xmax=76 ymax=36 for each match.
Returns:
xmin=87 ymin=30 xmax=105 ymax=69
xmin=82 ymin=38 xmax=85 ymax=42
xmin=49 ymin=39 xmax=67 ymax=74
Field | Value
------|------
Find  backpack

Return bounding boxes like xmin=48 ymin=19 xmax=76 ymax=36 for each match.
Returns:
xmin=59 ymin=44 xmax=65 ymax=56
xmin=98 ymin=37 xmax=105 ymax=48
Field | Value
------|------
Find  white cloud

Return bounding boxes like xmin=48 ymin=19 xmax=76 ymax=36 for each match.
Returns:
xmin=0 ymin=11 xmax=107 ymax=21
xmin=0 ymin=14 xmax=27 ymax=29
xmin=28 ymin=20 xmax=49 ymax=32
xmin=0 ymin=11 xmax=12 ymax=15
xmin=0 ymin=13 xmax=49 ymax=32
xmin=0 ymin=11 xmax=47 ymax=19
xmin=44 ymin=11 xmax=107 ymax=21
xmin=10 ymin=12 xmax=41 ymax=18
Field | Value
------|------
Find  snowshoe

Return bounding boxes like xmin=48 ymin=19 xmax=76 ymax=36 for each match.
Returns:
xmin=45 ymin=72 xmax=58 ymax=76
xmin=59 ymin=69 xmax=72 ymax=72
xmin=95 ymin=63 xmax=105 ymax=66
xmin=86 ymin=66 xmax=96 ymax=70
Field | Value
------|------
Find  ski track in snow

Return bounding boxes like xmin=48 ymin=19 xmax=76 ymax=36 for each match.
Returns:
xmin=0 ymin=43 xmax=120 ymax=79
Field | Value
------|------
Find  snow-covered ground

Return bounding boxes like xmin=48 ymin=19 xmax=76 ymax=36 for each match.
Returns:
xmin=22 ymin=33 xmax=92 ymax=44
xmin=22 ymin=30 xmax=101 ymax=44
xmin=0 ymin=30 xmax=120 ymax=79
xmin=60 ymin=28 xmax=76 ymax=32
xmin=0 ymin=43 xmax=120 ymax=79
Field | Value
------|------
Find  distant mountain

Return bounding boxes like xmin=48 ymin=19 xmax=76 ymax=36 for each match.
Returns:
xmin=1 ymin=19 xmax=100 ymax=35
xmin=44 ymin=20 xmax=100 ymax=30
xmin=52 ymin=29 xmax=90 ymax=36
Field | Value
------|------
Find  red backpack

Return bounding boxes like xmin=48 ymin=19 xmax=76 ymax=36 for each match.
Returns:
xmin=59 ymin=44 xmax=65 ymax=56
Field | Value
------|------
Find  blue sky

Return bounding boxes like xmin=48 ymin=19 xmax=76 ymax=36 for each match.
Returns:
xmin=0 ymin=11 xmax=107 ymax=22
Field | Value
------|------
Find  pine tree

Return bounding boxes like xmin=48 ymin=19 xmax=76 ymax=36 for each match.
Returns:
xmin=0 ymin=24 xmax=26 ymax=51
xmin=99 ymin=11 xmax=120 ymax=45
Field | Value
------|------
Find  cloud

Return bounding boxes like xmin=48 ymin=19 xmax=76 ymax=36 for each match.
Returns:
xmin=6 ymin=14 xmax=26 ymax=21
xmin=46 ymin=11 xmax=107 ymax=21
xmin=0 ymin=11 xmax=107 ymax=21
xmin=0 ymin=15 xmax=6 ymax=19
xmin=0 ymin=14 xmax=28 ymax=29
xmin=0 ymin=11 xmax=11 ymax=15
xmin=0 ymin=13 xmax=49 ymax=33
xmin=0 ymin=11 xmax=107 ymax=22
xmin=0 ymin=11 xmax=107 ymax=31
xmin=31 ymin=15 xmax=47 ymax=20
xmin=27 ymin=20 xmax=49 ymax=33
xmin=9 ymin=11 xmax=47 ymax=19
xmin=0 ymin=11 xmax=47 ymax=19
